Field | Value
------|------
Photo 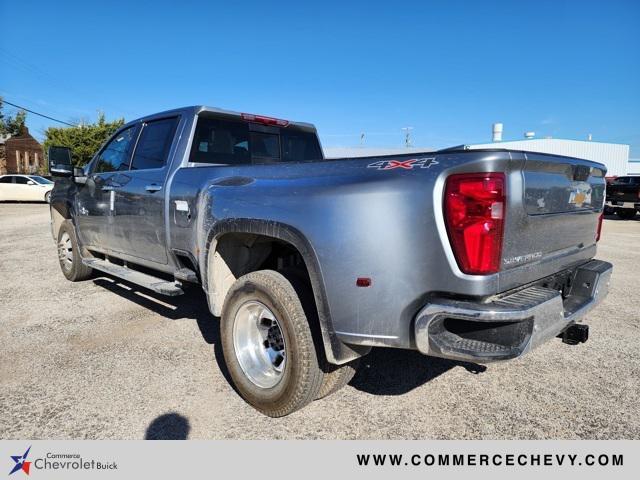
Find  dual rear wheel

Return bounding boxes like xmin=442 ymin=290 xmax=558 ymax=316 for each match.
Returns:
xmin=220 ymin=270 xmax=359 ymax=417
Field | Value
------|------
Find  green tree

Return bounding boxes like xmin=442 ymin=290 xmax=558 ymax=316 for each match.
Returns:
xmin=0 ymin=97 xmax=27 ymax=135
xmin=43 ymin=113 xmax=125 ymax=166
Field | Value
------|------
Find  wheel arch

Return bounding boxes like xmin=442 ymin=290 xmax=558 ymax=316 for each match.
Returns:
xmin=201 ymin=218 xmax=368 ymax=365
xmin=50 ymin=199 xmax=74 ymax=240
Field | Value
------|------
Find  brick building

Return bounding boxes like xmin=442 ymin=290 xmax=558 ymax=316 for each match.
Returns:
xmin=0 ymin=127 xmax=44 ymax=175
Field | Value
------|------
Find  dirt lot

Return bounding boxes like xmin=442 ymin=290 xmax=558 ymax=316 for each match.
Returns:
xmin=1 ymin=203 xmax=639 ymax=439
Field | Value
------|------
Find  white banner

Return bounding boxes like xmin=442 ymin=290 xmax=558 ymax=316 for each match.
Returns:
xmin=1 ymin=440 xmax=638 ymax=479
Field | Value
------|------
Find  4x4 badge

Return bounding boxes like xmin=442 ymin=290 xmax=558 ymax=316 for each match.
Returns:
xmin=367 ymin=157 xmax=439 ymax=170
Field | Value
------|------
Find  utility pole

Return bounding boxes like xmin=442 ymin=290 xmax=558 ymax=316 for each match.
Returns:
xmin=401 ymin=127 xmax=414 ymax=148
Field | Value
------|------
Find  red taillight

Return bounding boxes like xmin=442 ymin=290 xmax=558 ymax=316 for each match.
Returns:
xmin=241 ymin=113 xmax=289 ymax=127
xmin=596 ymin=212 xmax=604 ymax=241
xmin=444 ymin=172 xmax=506 ymax=275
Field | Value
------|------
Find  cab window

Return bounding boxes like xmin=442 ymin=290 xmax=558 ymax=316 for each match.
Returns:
xmin=130 ymin=117 xmax=179 ymax=170
xmin=95 ymin=126 xmax=138 ymax=173
xmin=189 ymin=118 xmax=250 ymax=165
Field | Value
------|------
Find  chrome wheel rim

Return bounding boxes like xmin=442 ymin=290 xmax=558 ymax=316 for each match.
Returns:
xmin=58 ymin=232 xmax=73 ymax=271
xmin=233 ymin=301 xmax=286 ymax=389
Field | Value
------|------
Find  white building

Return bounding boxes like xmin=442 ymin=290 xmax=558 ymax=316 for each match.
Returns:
xmin=628 ymin=159 xmax=640 ymax=175
xmin=467 ymin=137 xmax=630 ymax=177
xmin=323 ymin=123 xmax=633 ymax=176
xmin=323 ymin=146 xmax=433 ymax=158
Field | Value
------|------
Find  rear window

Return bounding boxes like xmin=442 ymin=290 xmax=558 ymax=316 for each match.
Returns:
xmin=189 ymin=116 xmax=322 ymax=165
xmin=250 ymin=132 xmax=280 ymax=162
xmin=281 ymin=130 xmax=323 ymax=162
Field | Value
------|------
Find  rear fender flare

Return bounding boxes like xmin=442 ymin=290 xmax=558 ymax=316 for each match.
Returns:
xmin=200 ymin=218 xmax=368 ymax=365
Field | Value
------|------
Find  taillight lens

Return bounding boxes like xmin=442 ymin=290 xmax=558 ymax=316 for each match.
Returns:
xmin=444 ymin=172 xmax=506 ymax=275
xmin=596 ymin=212 xmax=603 ymax=241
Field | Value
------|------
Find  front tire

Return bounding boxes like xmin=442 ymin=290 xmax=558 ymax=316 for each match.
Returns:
xmin=616 ymin=208 xmax=637 ymax=220
xmin=220 ymin=270 xmax=324 ymax=417
xmin=57 ymin=220 xmax=93 ymax=281
xmin=44 ymin=191 xmax=51 ymax=203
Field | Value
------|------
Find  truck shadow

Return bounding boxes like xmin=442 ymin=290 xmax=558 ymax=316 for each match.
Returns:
xmin=350 ymin=348 xmax=485 ymax=396
xmin=92 ymin=277 xmax=233 ymax=387
xmin=92 ymin=276 xmax=486 ymax=398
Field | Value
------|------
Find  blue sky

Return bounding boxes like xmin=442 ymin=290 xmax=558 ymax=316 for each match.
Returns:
xmin=1 ymin=0 xmax=639 ymax=155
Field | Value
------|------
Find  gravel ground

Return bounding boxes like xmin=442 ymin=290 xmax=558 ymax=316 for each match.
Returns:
xmin=1 ymin=203 xmax=639 ymax=440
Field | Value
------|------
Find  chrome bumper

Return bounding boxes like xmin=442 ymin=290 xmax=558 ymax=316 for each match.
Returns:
xmin=414 ymin=259 xmax=612 ymax=363
xmin=606 ymin=200 xmax=639 ymax=209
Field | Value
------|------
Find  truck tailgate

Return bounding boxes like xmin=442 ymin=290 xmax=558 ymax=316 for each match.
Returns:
xmin=500 ymin=153 xmax=606 ymax=282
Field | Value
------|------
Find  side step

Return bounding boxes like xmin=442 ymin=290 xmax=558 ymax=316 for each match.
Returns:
xmin=82 ymin=258 xmax=184 ymax=296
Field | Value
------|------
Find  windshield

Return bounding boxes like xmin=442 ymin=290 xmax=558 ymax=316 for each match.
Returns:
xmin=29 ymin=176 xmax=54 ymax=184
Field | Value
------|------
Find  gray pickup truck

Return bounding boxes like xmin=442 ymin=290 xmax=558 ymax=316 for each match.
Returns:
xmin=48 ymin=106 xmax=613 ymax=416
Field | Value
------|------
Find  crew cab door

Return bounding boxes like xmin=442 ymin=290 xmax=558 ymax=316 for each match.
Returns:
xmin=110 ymin=117 xmax=179 ymax=264
xmin=76 ymin=124 xmax=139 ymax=251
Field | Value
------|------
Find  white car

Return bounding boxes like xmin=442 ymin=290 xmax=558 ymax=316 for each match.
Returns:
xmin=0 ymin=174 xmax=54 ymax=203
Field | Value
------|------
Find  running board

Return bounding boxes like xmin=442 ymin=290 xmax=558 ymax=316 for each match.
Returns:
xmin=82 ymin=258 xmax=184 ymax=296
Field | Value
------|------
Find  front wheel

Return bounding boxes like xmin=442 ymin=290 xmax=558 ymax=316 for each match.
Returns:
xmin=44 ymin=191 xmax=51 ymax=203
xmin=220 ymin=270 xmax=324 ymax=417
xmin=57 ymin=220 xmax=93 ymax=281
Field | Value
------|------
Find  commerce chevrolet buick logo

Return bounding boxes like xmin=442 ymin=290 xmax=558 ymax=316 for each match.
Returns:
xmin=367 ymin=157 xmax=439 ymax=170
xmin=8 ymin=446 xmax=31 ymax=476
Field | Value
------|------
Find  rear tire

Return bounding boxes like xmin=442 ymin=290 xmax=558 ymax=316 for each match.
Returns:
xmin=220 ymin=270 xmax=324 ymax=417
xmin=616 ymin=208 xmax=637 ymax=220
xmin=277 ymin=268 xmax=361 ymax=400
xmin=316 ymin=358 xmax=360 ymax=399
xmin=57 ymin=220 xmax=93 ymax=281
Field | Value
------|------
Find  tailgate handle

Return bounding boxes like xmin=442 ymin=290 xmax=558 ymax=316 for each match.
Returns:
xmin=573 ymin=165 xmax=591 ymax=181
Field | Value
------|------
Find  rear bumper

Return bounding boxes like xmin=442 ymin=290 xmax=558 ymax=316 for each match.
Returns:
xmin=414 ymin=259 xmax=612 ymax=363
xmin=606 ymin=200 xmax=639 ymax=209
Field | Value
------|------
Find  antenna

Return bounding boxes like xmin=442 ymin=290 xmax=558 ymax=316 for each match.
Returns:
xmin=360 ymin=132 xmax=365 ymax=146
xmin=401 ymin=127 xmax=414 ymax=148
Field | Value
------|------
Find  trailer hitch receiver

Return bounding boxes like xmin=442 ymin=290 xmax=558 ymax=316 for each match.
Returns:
xmin=559 ymin=324 xmax=589 ymax=345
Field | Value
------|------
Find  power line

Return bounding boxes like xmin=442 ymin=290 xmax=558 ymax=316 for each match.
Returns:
xmin=2 ymin=100 xmax=76 ymax=127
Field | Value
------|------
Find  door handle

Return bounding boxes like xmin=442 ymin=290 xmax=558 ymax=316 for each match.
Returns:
xmin=145 ymin=184 xmax=162 ymax=193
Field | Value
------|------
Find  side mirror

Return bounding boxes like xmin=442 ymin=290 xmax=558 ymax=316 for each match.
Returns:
xmin=27 ymin=180 xmax=36 ymax=185
xmin=48 ymin=146 xmax=74 ymax=177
